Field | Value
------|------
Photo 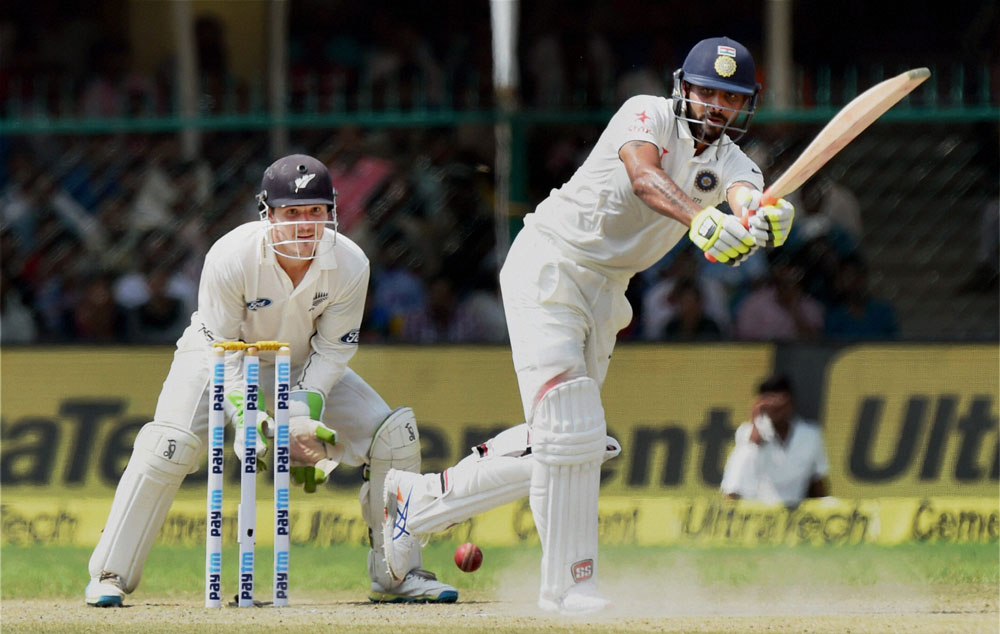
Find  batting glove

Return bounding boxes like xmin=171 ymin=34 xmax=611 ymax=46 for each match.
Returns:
xmin=748 ymin=196 xmax=795 ymax=248
xmin=288 ymin=415 xmax=342 ymax=493
xmin=689 ymin=206 xmax=756 ymax=266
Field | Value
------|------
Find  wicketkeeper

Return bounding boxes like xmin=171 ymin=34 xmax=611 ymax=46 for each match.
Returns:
xmin=86 ymin=154 xmax=457 ymax=607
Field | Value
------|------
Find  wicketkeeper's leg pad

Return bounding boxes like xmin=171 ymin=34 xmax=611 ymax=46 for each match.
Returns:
xmin=529 ymin=377 xmax=607 ymax=609
xmin=360 ymin=407 xmax=422 ymax=588
xmin=88 ymin=421 xmax=201 ymax=593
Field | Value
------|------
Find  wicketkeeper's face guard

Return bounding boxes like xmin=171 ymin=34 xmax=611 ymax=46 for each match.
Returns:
xmin=259 ymin=201 xmax=339 ymax=260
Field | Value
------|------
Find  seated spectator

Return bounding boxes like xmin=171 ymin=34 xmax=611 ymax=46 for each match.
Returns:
xmin=784 ymin=179 xmax=859 ymax=263
xmin=127 ymin=265 xmax=188 ymax=344
xmin=825 ymin=255 xmax=899 ymax=340
xmin=957 ymin=197 xmax=999 ymax=294
xmin=720 ymin=374 xmax=830 ymax=507
xmin=642 ymin=245 xmax=732 ymax=340
xmin=326 ymin=128 xmax=396 ymax=236
xmin=401 ymin=276 xmax=459 ymax=343
xmin=0 ymin=268 xmax=38 ymax=344
xmin=371 ymin=232 xmax=428 ymax=340
xmin=801 ymin=176 xmax=863 ymax=242
xmin=735 ymin=257 xmax=824 ymax=341
xmin=63 ymin=273 xmax=128 ymax=342
xmin=79 ymin=37 xmax=157 ymax=118
xmin=790 ymin=232 xmax=845 ymax=309
xmin=662 ymin=279 xmax=722 ymax=341
xmin=451 ymin=273 xmax=508 ymax=343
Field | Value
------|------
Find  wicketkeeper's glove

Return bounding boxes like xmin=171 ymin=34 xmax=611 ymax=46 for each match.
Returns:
xmin=227 ymin=390 xmax=272 ymax=470
xmin=288 ymin=415 xmax=342 ymax=493
xmin=689 ymin=206 xmax=756 ymax=266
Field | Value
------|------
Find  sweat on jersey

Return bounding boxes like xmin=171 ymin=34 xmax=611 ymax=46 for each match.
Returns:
xmin=525 ymin=94 xmax=765 ymax=276
xmin=179 ymin=220 xmax=369 ymax=396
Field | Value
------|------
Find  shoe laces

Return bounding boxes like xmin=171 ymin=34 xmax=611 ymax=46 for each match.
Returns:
xmin=99 ymin=571 xmax=123 ymax=588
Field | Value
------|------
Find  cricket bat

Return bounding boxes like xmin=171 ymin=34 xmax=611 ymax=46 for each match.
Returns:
xmin=706 ymin=67 xmax=931 ymax=261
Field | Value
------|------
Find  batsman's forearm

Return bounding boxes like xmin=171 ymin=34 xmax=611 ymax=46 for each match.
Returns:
xmin=630 ymin=168 xmax=701 ymax=226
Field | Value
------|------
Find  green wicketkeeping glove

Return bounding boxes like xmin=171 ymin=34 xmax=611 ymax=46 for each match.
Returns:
xmin=288 ymin=415 xmax=342 ymax=493
xmin=227 ymin=390 xmax=272 ymax=471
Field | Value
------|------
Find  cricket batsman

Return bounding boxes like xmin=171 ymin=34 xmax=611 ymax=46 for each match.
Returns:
xmin=382 ymin=36 xmax=795 ymax=614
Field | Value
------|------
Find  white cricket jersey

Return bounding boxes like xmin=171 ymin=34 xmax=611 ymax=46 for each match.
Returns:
xmin=720 ymin=416 xmax=830 ymax=506
xmin=525 ymin=94 xmax=764 ymax=275
xmin=178 ymin=221 xmax=369 ymax=396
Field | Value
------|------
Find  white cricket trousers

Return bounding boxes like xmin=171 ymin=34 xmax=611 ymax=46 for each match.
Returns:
xmin=499 ymin=225 xmax=633 ymax=422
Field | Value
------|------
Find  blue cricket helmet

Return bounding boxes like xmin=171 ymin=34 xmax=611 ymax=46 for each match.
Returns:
xmin=679 ymin=36 xmax=759 ymax=95
xmin=672 ymin=36 xmax=761 ymax=143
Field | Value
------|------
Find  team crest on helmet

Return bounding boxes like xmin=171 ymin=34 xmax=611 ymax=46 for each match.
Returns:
xmin=714 ymin=56 xmax=737 ymax=78
xmin=695 ymin=170 xmax=719 ymax=192
xmin=293 ymin=173 xmax=316 ymax=192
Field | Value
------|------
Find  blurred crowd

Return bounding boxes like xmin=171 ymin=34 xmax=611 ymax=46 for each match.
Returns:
xmin=4 ymin=2 xmax=994 ymax=119
xmin=2 ymin=1 xmax=997 ymax=346
xmin=0 ymin=122 xmax=910 ymax=346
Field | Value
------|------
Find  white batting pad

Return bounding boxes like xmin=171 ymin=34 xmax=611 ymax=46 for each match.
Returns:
xmin=362 ymin=407 xmax=422 ymax=589
xmin=529 ymin=377 xmax=608 ymax=609
xmin=89 ymin=422 xmax=201 ymax=593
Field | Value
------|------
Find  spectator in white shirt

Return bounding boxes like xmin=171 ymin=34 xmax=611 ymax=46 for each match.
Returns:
xmin=721 ymin=374 xmax=830 ymax=506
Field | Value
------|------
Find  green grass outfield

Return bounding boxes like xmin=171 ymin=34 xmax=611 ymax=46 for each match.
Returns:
xmin=2 ymin=542 xmax=997 ymax=633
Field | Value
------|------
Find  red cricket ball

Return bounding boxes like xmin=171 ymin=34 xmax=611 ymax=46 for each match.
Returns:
xmin=454 ymin=542 xmax=483 ymax=572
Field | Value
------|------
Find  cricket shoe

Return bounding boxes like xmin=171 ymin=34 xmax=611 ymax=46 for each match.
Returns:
xmin=539 ymin=583 xmax=612 ymax=615
xmin=381 ymin=468 xmax=427 ymax=581
xmin=369 ymin=568 xmax=458 ymax=603
xmin=85 ymin=572 xmax=125 ymax=607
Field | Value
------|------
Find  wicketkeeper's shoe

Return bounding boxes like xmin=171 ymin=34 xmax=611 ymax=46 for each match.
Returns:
xmin=85 ymin=572 xmax=125 ymax=607
xmin=368 ymin=568 xmax=459 ymax=603
xmin=539 ymin=583 xmax=612 ymax=615
xmin=382 ymin=468 xmax=425 ymax=581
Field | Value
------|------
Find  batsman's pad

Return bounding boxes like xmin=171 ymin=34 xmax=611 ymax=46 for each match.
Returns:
xmin=361 ymin=407 xmax=422 ymax=589
xmin=529 ymin=377 xmax=607 ymax=608
xmin=89 ymin=422 xmax=201 ymax=593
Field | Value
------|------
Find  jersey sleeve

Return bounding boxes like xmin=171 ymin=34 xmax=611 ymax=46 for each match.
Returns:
xmin=722 ymin=149 xmax=765 ymax=193
xmin=296 ymin=264 xmax=370 ymax=396
xmin=195 ymin=245 xmax=249 ymax=388
xmin=196 ymin=247 xmax=246 ymax=344
xmin=607 ymin=95 xmax=669 ymax=153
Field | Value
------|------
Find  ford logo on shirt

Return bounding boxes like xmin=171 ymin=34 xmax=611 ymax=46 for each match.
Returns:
xmin=246 ymin=298 xmax=273 ymax=311
xmin=340 ymin=329 xmax=360 ymax=344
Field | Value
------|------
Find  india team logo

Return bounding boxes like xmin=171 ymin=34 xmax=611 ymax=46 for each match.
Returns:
xmin=695 ymin=169 xmax=719 ymax=192
xmin=714 ymin=55 xmax=737 ymax=78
